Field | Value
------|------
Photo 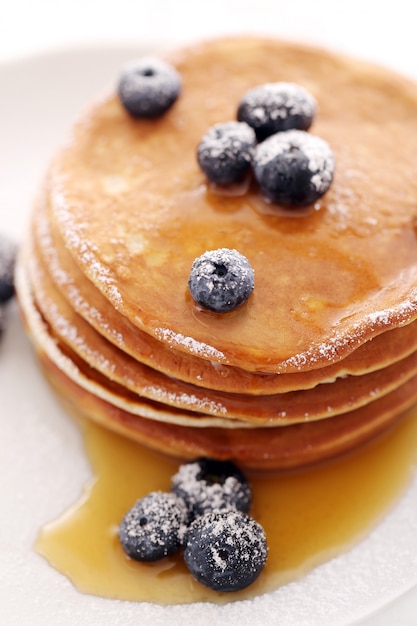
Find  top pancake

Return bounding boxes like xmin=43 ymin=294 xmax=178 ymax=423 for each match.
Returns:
xmin=45 ymin=36 xmax=417 ymax=373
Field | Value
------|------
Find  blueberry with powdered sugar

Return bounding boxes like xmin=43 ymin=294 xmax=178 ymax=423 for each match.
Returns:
xmin=119 ymin=491 xmax=188 ymax=562
xmin=253 ymin=129 xmax=335 ymax=206
xmin=237 ymin=82 xmax=316 ymax=141
xmin=188 ymin=248 xmax=255 ymax=313
xmin=183 ymin=509 xmax=268 ymax=591
xmin=197 ymin=121 xmax=256 ymax=184
xmin=171 ymin=457 xmax=252 ymax=519
xmin=118 ymin=57 xmax=181 ymax=118
xmin=0 ymin=233 xmax=17 ymax=305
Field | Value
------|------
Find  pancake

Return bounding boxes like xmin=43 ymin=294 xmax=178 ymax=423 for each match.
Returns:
xmin=32 ymin=192 xmax=417 ymax=395
xmin=16 ymin=258 xmax=417 ymax=470
xmin=16 ymin=35 xmax=417 ymax=471
xmin=44 ymin=36 xmax=417 ymax=373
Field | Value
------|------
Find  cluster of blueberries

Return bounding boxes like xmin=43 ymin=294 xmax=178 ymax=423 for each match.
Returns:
xmin=117 ymin=56 xmax=335 ymax=207
xmin=0 ymin=233 xmax=17 ymax=337
xmin=118 ymin=457 xmax=268 ymax=592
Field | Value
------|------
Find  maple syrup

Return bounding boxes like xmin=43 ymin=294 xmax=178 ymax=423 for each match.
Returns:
xmin=36 ymin=405 xmax=417 ymax=605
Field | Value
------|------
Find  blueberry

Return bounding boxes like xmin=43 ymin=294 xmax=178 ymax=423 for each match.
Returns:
xmin=118 ymin=57 xmax=181 ymax=118
xmin=197 ymin=121 xmax=256 ymax=185
xmin=188 ymin=248 xmax=254 ymax=313
xmin=0 ymin=234 xmax=17 ymax=304
xmin=118 ymin=491 xmax=188 ymax=562
xmin=237 ymin=82 xmax=316 ymax=141
xmin=253 ymin=129 xmax=335 ymax=206
xmin=171 ymin=457 xmax=252 ymax=519
xmin=183 ymin=509 xmax=268 ymax=592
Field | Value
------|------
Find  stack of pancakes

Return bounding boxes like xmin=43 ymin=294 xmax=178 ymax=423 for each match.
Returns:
xmin=16 ymin=36 xmax=417 ymax=470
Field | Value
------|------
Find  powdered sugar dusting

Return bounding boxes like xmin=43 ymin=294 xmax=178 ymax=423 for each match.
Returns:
xmin=154 ymin=327 xmax=226 ymax=361
xmin=283 ymin=298 xmax=417 ymax=371
xmin=34 ymin=210 xmax=125 ymax=347
xmin=142 ymin=386 xmax=227 ymax=415
xmin=32 ymin=275 xmax=116 ymax=375
xmin=51 ymin=183 xmax=123 ymax=307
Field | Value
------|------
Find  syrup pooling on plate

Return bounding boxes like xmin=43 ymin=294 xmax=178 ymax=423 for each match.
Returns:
xmin=36 ymin=406 xmax=417 ymax=604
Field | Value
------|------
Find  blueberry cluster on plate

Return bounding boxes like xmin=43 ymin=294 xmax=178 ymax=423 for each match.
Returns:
xmin=119 ymin=457 xmax=268 ymax=592
xmin=198 ymin=82 xmax=335 ymax=207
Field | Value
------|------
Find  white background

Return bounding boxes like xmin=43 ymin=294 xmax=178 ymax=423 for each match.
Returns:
xmin=1 ymin=0 xmax=417 ymax=78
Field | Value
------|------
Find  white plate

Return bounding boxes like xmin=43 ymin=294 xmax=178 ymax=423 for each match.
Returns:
xmin=2 ymin=45 xmax=417 ymax=626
